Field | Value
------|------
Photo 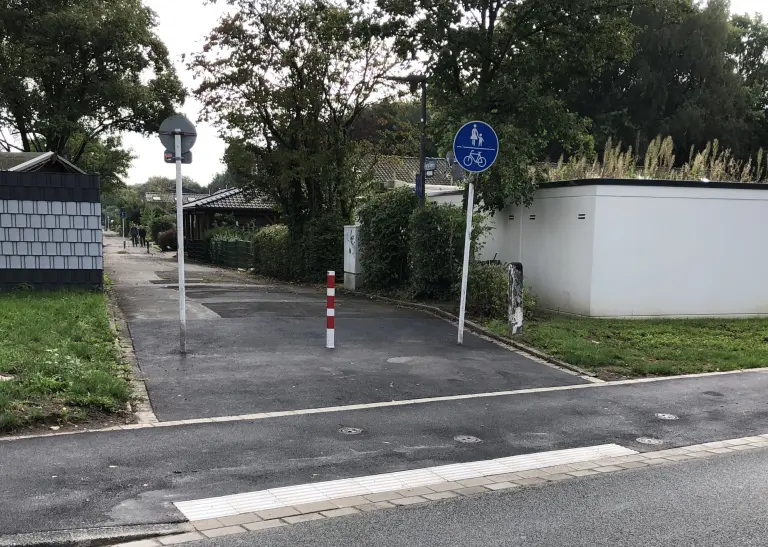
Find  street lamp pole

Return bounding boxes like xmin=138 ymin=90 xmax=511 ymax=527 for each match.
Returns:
xmin=418 ymin=78 xmax=427 ymax=207
xmin=387 ymin=73 xmax=428 ymax=206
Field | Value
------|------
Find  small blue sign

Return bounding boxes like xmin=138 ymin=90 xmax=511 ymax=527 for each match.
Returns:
xmin=120 ymin=209 xmax=126 ymax=219
xmin=453 ymin=121 xmax=498 ymax=173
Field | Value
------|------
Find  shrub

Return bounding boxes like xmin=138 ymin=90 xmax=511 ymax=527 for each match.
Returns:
xmin=467 ymin=262 xmax=507 ymax=319
xmin=357 ymin=188 xmax=418 ymax=292
xmin=408 ymin=203 xmax=467 ymax=300
xmin=148 ymin=215 xmax=175 ymax=242
xmin=299 ymin=214 xmax=344 ymax=283
xmin=157 ymin=228 xmax=178 ymax=252
xmin=253 ymin=224 xmax=291 ymax=279
xmin=523 ymin=285 xmax=538 ymax=321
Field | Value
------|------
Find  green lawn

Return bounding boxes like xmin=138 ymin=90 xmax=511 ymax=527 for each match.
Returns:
xmin=0 ymin=291 xmax=131 ymax=432
xmin=485 ymin=313 xmax=768 ymax=378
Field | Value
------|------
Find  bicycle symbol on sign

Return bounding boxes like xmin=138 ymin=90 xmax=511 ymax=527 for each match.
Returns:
xmin=463 ymin=150 xmax=487 ymax=168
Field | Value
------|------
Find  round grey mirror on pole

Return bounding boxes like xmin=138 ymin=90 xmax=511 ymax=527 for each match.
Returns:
xmin=159 ymin=114 xmax=197 ymax=154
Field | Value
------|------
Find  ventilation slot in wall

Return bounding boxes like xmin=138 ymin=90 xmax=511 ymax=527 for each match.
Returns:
xmin=529 ymin=214 xmax=536 ymax=220
xmin=508 ymin=214 xmax=515 ymax=220
xmin=577 ymin=213 xmax=586 ymax=220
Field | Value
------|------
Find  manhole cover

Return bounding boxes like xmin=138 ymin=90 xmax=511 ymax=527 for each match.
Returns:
xmin=655 ymin=413 xmax=679 ymax=420
xmin=454 ymin=435 xmax=482 ymax=444
xmin=339 ymin=427 xmax=362 ymax=435
xmin=636 ymin=437 xmax=664 ymax=445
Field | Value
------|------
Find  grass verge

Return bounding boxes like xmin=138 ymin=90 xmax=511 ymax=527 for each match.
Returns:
xmin=0 ymin=291 xmax=131 ymax=432
xmin=485 ymin=313 xmax=768 ymax=378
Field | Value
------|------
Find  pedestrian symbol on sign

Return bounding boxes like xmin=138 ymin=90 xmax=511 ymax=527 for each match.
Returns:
xmin=453 ymin=121 xmax=498 ymax=174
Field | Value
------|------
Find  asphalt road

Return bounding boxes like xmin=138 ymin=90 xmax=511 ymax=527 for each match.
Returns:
xmin=182 ymin=447 xmax=768 ymax=547
xmin=2 ymin=370 xmax=768 ymax=535
xmin=108 ymin=242 xmax=585 ymax=420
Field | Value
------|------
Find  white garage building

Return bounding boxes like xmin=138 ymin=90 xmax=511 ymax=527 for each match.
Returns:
xmin=430 ymin=179 xmax=768 ymax=318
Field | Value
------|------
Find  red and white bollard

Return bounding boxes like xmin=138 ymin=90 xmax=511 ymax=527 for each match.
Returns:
xmin=326 ymin=271 xmax=335 ymax=349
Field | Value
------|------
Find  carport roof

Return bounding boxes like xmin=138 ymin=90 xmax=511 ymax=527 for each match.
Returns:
xmin=183 ymin=187 xmax=276 ymax=210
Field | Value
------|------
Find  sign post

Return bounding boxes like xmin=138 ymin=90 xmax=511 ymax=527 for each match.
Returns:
xmin=453 ymin=121 xmax=499 ymax=344
xmin=158 ymin=114 xmax=197 ymax=354
xmin=120 ymin=208 xmax=126 ymax=238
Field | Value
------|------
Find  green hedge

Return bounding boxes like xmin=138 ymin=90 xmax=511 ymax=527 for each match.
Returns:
xmin=253 ymin=224 xmax=292 ymax=279
xmin=357 ymin=188 xmax=418 ymax=292
xmin=299 ymin=214 xmax=344 ymax=283
xmin=408 ymin=204 xmax=467 ymax=300
xmin=467 ymin=262 xmax=507 ymax=319
xmin=148 ymin=215 xmax=175 ymax=242
xmin=252 ymin=216 xmax=344 ymax=282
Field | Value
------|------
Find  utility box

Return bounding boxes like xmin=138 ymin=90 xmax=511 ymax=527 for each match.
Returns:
xmin=344 ymin=224 xmax=362 ymax=290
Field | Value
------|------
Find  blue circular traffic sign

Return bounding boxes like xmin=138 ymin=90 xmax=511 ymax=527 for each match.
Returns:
xmin=453 ymin=121 xmax=498 ymax=173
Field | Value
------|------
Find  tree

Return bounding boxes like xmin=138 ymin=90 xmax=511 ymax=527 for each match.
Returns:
xmin=209 ymin=170 xmax=236 ymax=193
xmin=348 ymin=99 xmax=437 ymax=157
xmin=729 ymin=12 xmax=768 ymax=154
xmin=567 ymin=1 xmax=763 ymax=162
xmin=64 ymin=134 xmax=135 ymax=195
xmin=101 ymin=185 xmax=143 ymax=224
xmin=141 ymin=176 xmax=205 ymax=194
xmin=0 ymin=0 xmax=184 ymax=168
xmin=191 ymin=0 xmax=400 ymax=233
xmin=377 ymin=0 xmax=640 ymax=211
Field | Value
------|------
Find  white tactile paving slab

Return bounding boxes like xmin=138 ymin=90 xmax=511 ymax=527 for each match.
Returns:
xmin=174 ymin=443 xmax=636 ymax=521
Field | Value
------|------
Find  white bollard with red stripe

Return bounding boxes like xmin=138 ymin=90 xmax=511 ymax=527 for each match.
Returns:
xmin=326 ymin=271 xmax=335 ymax=349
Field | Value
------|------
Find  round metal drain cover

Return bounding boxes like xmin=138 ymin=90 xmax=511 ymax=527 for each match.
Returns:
xmin=655 ymin=413 xmax=679 ymax=420
xmin=339 ymin=427 xmax=362 ymax=435
xmin=454 ymin=435 xmax=482 ymax=444
xmin=636 ymin=437 xmax=664 ymax=445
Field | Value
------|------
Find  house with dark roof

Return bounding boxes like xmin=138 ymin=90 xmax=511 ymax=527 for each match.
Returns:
xmin=367 ymin=156 xmax=454 ymax=188
xmin=182 ymin=187 xmax=277 ymax=240
xmin=0 ymin=152 xmax=86 ymax=174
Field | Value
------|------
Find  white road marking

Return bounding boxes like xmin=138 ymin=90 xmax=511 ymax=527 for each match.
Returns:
xmin=3 ymin=367 xmax=768 ymax=442
xmin=174 ymin=444 xmax=637 ymax=521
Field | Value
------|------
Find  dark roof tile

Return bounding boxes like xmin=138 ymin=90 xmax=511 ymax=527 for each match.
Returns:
xmin=182 ymin=187 xmax=275 ymax=210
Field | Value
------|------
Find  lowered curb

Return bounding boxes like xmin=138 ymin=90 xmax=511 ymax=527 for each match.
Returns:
xmin=338 ymin=289 xmax=598 ymax=379
xmin=0 ymin=523 xmax=190 ymax=547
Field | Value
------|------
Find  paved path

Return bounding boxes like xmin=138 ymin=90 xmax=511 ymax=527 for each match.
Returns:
xmin=105 ymin=234 xmax=586 ymax=420
xmin=179 ymin=446 xmax=768 ymax=547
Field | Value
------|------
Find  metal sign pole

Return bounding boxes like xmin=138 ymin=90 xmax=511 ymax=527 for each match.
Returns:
xmin=457 ymin=174 xmax=475 ymax=345
xmin=157 ymin=113 xmax=197 ymax=355
xmin=174 ymin=131 xmax=187 ymax=354
xmin=452 ymin=120 xmax=499 ymax=345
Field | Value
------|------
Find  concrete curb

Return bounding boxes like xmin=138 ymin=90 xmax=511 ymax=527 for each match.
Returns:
xmin=0 ymin=523 xmax=189 ymax=547
xmin=105 ymin=285 xmax=158 ymax=424
xmin=338 ymin=289 xmax=598 ymax=379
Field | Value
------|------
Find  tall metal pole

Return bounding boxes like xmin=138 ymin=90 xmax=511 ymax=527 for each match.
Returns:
xmin=457 ymin=175 xmax=474 ymax=344
xmin=174 ymin=132 xmax=187 ymax=354
xmin=418 ymin=80 xmax=427 ymax=206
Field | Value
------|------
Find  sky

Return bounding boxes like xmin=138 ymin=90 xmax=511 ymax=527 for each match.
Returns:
xmin=123 ymin=0 xmax=768 ymax=188
xmin=122 ymin=0 xmax=231 ymax=187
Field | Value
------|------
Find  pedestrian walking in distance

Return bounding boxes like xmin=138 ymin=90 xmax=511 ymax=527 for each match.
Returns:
xmin=139 ymin=226 xmax=147 ymax=247
xmin=130 ymin=225 xmax=139 ymax=247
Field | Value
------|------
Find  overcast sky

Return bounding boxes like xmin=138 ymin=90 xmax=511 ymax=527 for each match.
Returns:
xmin=122 ymin=0 xmax=768 ymax=188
